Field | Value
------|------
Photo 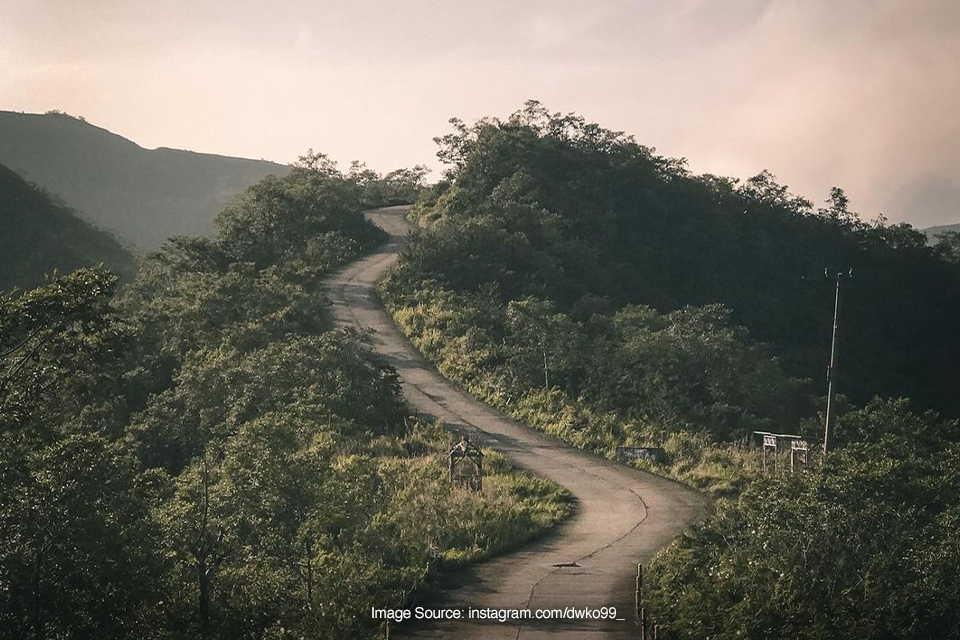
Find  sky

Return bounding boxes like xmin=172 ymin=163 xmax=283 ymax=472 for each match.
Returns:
xmin=2 ymin=0 xmax=959 ymax=227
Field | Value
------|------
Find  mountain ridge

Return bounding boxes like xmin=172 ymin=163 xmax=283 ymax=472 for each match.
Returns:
xmin=924 ymin=222 xmax=960 ymax=240
xmin=0 ymin=111 xmax=290 ymax=248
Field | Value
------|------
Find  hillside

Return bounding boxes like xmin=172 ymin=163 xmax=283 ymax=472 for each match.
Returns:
xmin=0 ymin=162 xmax=571 ymax=639
xmin=925 ymin=222 xmax=960 ymax=241
xmin=0 ymin=111 xmax=289 ymax=248
xmin=385 ymin=103 xmax=960 ymax=426
xmin=0 ymin=162 xmax=135 ymax=291
xmin=379 ymin=104 xmax=960 ymax=639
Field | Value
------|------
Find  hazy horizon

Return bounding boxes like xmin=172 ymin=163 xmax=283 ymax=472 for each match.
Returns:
xmin=3 ymin=0 xmax=959 ymax=227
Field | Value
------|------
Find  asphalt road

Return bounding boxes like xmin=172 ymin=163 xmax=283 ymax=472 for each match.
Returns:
xmin=323 ymin=205 xmax=707 ymax=639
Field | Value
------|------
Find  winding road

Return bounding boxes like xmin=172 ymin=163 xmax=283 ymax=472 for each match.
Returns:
xmin=323 ymin=205 xmax=707 ymax=639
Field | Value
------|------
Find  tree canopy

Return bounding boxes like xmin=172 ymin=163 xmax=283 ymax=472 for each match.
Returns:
xmin=0 ymin=154 xmax=567 ymax=640
xmin=380 ymin=103 xmax=960 ymax=638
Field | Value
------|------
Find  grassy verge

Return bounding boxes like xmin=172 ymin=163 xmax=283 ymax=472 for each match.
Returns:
xmin=379 ymin=284 xmax=760 ymax=499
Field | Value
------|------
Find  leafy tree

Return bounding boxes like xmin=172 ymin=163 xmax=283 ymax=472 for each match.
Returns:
xmin=400 ymin=104 xmax=960 ymax=419
xmin=0 ymin=433 xmax=165 ymax=640
xmin=934 ymin=230 xmax=960 ymax=264
xmin=0 ymin=150 xmax=572 ymax=640
xmin=215 ymin=154 xmax=383 ymax=270
xmin=647 ymin=399 xmax=960 ymax=640
xmin=0 ymin=271 xmax=164 ymax=640
xmin=128 ymin=331 xmax=404 ymax=473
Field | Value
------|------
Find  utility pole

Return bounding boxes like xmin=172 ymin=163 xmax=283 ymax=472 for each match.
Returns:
xmin=822 ymin=269 xmax=851 ymax=455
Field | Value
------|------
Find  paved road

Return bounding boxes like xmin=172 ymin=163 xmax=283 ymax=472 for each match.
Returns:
xmin=323 ymin=205 xmax=707 ymax=639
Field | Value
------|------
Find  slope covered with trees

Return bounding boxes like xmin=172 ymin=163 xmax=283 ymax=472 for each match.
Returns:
xmin=648 ymin=398 xmax=960 ymax=640
xmin=379 ymin=103 xmax=960 ymax=637
xmin=925 ymin=222 xmax=960 ymax=240
xmin=386 ymin=102 xmax=960 ymax=421
xmin=0 ymin=111 xmax=433 ymax=250
xmin=0 ymin=110 xmax=290 ymax=248
xmin=0 ymin=162 xmax=136 ymax=291
xmin=0 ymin=154 xmax=568 ymax=640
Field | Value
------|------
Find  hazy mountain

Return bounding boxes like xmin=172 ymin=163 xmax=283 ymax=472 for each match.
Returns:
xmin=0 ymin=162 xmax=136 ymax=291
xmin=0 ymin=111 xmax=289 ymax=248
xmin=924 ymin=222 xmax=960 ymax=242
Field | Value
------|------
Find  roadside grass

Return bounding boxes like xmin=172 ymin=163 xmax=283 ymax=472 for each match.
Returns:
xmin=369 ymin=418 xmax=573 ymax=567
xmin=381 ymin=287 xmax=763 ymax=500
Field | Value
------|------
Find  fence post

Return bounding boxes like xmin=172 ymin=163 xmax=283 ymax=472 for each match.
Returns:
xmin=636 ymin=563 xmax=646 ymax=639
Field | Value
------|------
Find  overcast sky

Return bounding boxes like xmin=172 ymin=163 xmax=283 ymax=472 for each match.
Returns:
xmin=2 ymin=0 xmax=958 ymax=227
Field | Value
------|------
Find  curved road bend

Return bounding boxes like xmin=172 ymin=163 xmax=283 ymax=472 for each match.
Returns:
xmin=323 ymin=205 xmax=707 ymax=639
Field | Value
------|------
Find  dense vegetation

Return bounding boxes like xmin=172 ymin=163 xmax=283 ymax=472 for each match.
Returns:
xmin=649 ymin=398 xmax=960 ymax=640
xmin=387 ymin=103 xmax=960 ymax=421
xmin=0 ymin=162 xmax=136 ymax=290
xmin=0 ymin=154 xmax=569 ymax=640
xmin=379 ymin=103 xmax=960 ymax=637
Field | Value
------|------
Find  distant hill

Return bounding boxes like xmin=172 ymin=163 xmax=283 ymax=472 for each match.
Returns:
xmin=924 ymin=222 xmax=960 ymax=242
xmin=0 ymin=111 xmax=289 ymax=248
xmin=0 ymin=162 xmax=136 ymax=291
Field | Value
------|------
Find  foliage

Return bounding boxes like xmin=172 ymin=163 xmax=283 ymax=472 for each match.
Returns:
xmin=215 ymin=153 xmax=385 ymax=270
xmin=381 ymin=103 xmax=960 ymax=637
xmin=0 ymin=270 xmax=165 ymax=638
xmin=934 ymin=230 xmax=960 ymax=264
xmin=383 ymin=248 xmax=812 ymax=479
xmin=348 ymin=160 xmax=430 ymax=208
xmin=401 ymin=101 xmax=960 ymax=419
xmin=0 ymin=162 xmax=135 ymax=292
xmin=0 ymin=156 xmax=569 ymax=640
xmin=647 ymin=399 xmax=960 ymax=640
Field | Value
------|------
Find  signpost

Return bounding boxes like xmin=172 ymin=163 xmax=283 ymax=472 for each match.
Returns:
xmin=449 ymin=435 xmax=484 ymax=491
xmin=754 ymin=431 xmax=809 ymax=475
xmin=790 ymin=439 xmax=809 ymax=472
xmin=617 ymin=446 xmax=666 ymax=464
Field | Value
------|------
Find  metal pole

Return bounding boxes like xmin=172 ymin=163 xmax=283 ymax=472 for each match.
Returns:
xmin=635 ymin=563 xmax=642 ymax=619
xmin=636 ymin=563 xmax=645 ymax=640
xmin=823 ymin=273 xmax=842 ymax=455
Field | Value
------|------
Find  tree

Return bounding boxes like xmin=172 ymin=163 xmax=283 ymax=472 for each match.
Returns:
xmin=934 ymin=230 xmax=960 ymax=264
xmin=647 ymin=400 xmax=960 ymax=640
xmin=0 ymin=434 xmax=164 ymax=640
xmin=213 ymin=165 xmax=381 ymax=269
xmin=504 ymin=297 xmax=580 ymax=390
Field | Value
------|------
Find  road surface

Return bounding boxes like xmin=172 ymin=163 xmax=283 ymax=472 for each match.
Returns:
xmin=323 ymin=205 xmax=707 ymax=639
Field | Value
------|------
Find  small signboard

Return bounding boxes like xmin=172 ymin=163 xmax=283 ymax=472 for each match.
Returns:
xmin=449 ymin=436 xmax=484 ymax=491
xmin=754 ymin=431 xmax=809 ymax=474
xmin=617 ymin=446 xmax=666 ymax=464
